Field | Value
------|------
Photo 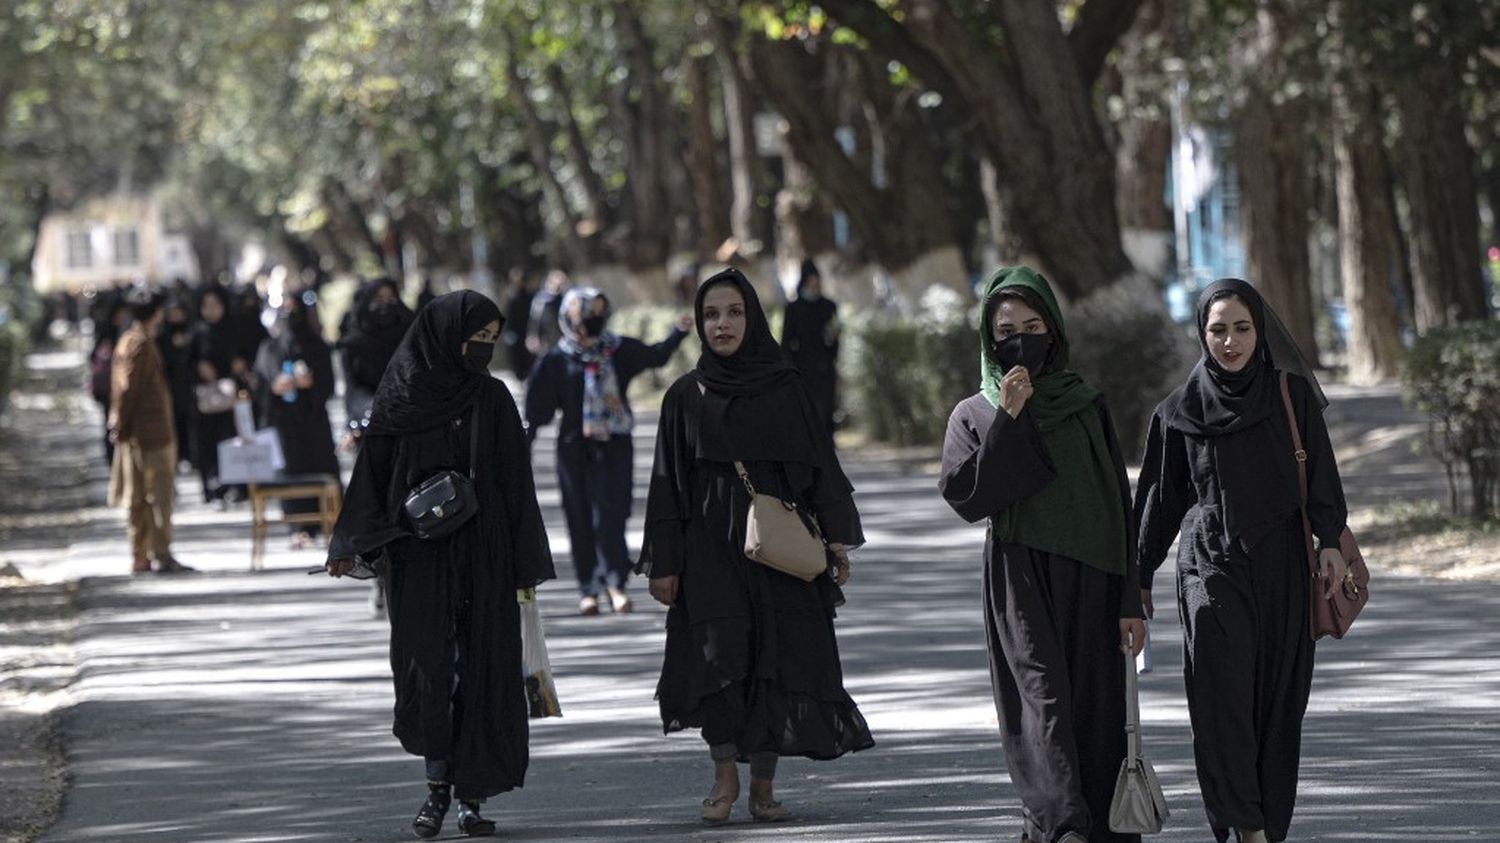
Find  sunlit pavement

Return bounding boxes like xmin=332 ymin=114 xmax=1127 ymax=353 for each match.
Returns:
xmin=9 ymin=351 xmax=1500 ymax=841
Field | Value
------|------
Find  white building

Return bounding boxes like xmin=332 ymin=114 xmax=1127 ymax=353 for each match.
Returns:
xmin=30 ymin=194 xmax=199 ymax=294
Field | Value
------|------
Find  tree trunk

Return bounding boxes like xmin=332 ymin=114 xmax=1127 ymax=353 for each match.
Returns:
xmin=1233 ymin=88 xmax=1321 ymax=363
xmin=705 ymin=11 xmax=766 ymax=257
xmin=1112 ymin=0 xmax=1171 ymax=234
xmin=817 ymin=0 xmax=1139 ymax=297
xmin=545 ymin=63 xmax=609 ymax=232
xmin=1395 ymin=62 xmax=1489 ymax=330
xmin=610 ymin=0 xmax=675 ymax=268
xmin=502 ymin=42 xmax=587 ymax=270
xmin=773 ymin=128 xmax=835 ymax=278
xmin=745 ymin=35 xmax=961 ymax=286
xmin=1332 ymin=61 xmax=1405 ymax=383
xmin=684 ymin=53 xmax=731 ymax=257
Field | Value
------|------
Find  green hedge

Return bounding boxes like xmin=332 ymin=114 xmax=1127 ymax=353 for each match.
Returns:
xmin=0 ymin=280 xmax=38 ymax=417
xmin=1403 ymin=320 xmax=1500 ymax=521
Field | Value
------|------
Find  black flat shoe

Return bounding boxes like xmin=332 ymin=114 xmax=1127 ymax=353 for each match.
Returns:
xmin=412 ymin=783 xmax=451 ymax=839
xmin=457 ymin=800 xmax=497 ymax=837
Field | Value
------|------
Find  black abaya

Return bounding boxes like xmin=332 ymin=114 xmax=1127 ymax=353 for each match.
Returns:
xmin=639 ymin=374 xmax=873 ymax=761
xmin=253 ymin=329 xmax=340 ymax=529
xmin=329 ymin=378 xmax=554 ymax=799
xmin=781 ymin=296 xmax=839 ymax=431
xmin=1134 ymin=372 xmax=1346 ymax=843
xmin=940 ymin=393 xmax=1141 ymax=843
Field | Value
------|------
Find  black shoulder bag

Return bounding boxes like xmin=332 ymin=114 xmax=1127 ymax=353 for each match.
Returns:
xmin=402 ymin=407 xmax=481 ymax=540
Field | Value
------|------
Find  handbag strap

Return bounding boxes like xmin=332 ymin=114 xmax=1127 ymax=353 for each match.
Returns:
xmin=1123 ymin=632 xmax=1141 ymax=764
xmin=467 ymin=405 xmax=480 ymax=480
xmin=1278 ymin=372 xmax=1318 ymax=575
xmin=732 ymin=460 xmax=757 ymax=496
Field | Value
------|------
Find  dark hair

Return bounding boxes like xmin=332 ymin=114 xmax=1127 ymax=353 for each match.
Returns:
xmin=990 ymin=287 xmax=1057 ymax=335
xmin=124 ymin=287 xmax=164 ymax=323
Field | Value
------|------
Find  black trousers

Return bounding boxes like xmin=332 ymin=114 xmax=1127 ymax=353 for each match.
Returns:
xmin=983 ymin=542 xmax=1138 ymax=843
xmin=1178 ymin=513 xmax=1315 ymax=843
xmin=555 ymin=435 xmax=634 ymax=597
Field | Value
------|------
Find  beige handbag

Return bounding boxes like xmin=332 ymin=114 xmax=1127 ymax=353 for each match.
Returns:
xmin=1109 ymin=632 xmax=1169 ymax=834
xmin=733 ymin=460 xmax=829 ymax=582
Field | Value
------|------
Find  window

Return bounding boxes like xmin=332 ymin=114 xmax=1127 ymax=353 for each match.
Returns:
xmin=65 ymin=227 xmax=93 ymax=268
xmin=113 ymin=227 xmax=140 ymax=267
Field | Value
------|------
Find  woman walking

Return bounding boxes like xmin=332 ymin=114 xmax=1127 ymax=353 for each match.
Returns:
xmin=324 ymin=291 xmax=555 ymax=838
xmin=1134 ymin=278 xmax=1347 ymax=843
xmin=338 ymin=277 xmax=414 ymax=430
xmin=780 ymin=259 xmax=840 ymax=433
xmin=938 ymin=266 xmax=1144 ymax=843
xmin=189 ymin=284 xmax=254 ymax=504
xmin=639 ymin=267 xmax=873 ymax=824
xmin=252 ymin=290 xmax=340 ymax=546
xmin=524 ymin=287 xmax=690 ymax=614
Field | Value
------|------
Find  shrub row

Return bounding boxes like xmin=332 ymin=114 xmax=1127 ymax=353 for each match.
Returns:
xmin=1403 ymin=320 xmax=1500 ymax=522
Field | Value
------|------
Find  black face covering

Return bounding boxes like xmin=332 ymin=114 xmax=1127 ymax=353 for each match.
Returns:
xmin=581 ymin=314 xmax=607 ymax=338
xmin=994 ymin=333 xmax=1053 ymax=376
xmin=371 ymin=303 xmax=401 ymax=328
xmin=463 ymin=340 xmax=495 ymax=373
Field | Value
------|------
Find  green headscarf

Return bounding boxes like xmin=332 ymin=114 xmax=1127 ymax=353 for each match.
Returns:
xmin=979 ymin=266 xmax=1128 ymax=576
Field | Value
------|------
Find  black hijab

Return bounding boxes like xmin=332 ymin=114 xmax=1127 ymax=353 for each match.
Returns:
xmin=341 ymin=278 xmax=412 ymax=356
xmin=1162 ymin=278 xmax=1325 ymax=437
xmin=1160 ymin=278 xmax=1326 ymax=548
xmin=692 ymin=268 xmax=820 ymax=465
xmin=365 ymin=290 xmax=502 ymax=436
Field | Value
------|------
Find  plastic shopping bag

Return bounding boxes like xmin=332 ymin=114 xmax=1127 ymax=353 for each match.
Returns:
xmin=519 ymin=591 xmax=561 ymax=718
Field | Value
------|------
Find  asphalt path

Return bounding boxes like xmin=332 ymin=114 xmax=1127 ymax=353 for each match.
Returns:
xmin=10 ymin=354 xmax=1498 ymax=842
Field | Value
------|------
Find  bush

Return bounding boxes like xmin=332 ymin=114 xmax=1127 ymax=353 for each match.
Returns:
xmin=0 ymin=281 xmax=38 ymax=417
xmin=841 ymin=286 xmax=979 ymax=446
xmin=1403 ymin=320 xmax=1500 ymax=521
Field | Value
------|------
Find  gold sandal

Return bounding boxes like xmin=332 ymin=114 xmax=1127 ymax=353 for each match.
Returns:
xmin=701 ymin=794 xmax=733 ymax=824
xmin=748 ymin=796 xmax=790 ymax=822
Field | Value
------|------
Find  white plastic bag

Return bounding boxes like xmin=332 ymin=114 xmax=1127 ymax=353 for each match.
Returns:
xmin=519 ymin=594 xmax=561 ymax=718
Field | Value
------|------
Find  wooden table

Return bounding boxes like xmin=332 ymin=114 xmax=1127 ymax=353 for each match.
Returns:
xmin=247 ymin=474 xmax=342 ymax=569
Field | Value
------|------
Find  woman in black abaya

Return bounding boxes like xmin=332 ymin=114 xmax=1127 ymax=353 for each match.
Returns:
xmin=325 ymin=291 xmax=555 ymax=839
xmin=189 ymin=285 xmax=251 ymax=503
xmin=338 ymin=277 xmax=413 ymax=429
xmin=252 ymin=290 xmax=340 ymax=544
xmin=1134 ymin=278 xmax=1348 ymax=843
xmin=639 ymin=268 xmax=873 ymax=825
xmin=938 ymin=266 xmax=1143 ymax=843
xmin=780 ymin=259 xmax=840 ymax=433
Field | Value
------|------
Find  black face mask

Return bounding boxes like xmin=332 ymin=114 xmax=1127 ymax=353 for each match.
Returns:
xmin=371 ymin=303 xmax=400 ymax=328
xmin=994 ymin=333 xmax=1053 ymax=375
xmin=581 ymin=315 xmax=607 ymax=337
xmin=462 ymin=340 xmax=495 ymax=373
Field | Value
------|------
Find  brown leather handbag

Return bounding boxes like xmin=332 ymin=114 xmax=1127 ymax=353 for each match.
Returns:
xmin=1280 ymin=372 xmax=1370 ymax=640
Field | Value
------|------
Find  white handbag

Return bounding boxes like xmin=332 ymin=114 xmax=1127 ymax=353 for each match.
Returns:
xmin=1109 ymin=632 xmax=1170 ymax=834
xmin=734 ymin=460 xmax=829 ymax=582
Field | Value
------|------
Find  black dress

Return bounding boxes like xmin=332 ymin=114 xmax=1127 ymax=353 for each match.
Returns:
xmin=781 ymin=297 xmax=839 ymax=431
xmin=188 ymin=320 xmax=253 ymax=501
xmin=638 ymin=374 xmax=874 ymax=760
xmin=1134 ymin=372 xmax=1346 ymax=843
xmin=940 ymin=393 xmax=1141 ymax=843
xmin=253 ymin=331 xmax=340 ymax=531
xmin=329 ymin=378 xmax=555 ymax=800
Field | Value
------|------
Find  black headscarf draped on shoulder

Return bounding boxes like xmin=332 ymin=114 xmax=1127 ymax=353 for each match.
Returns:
xmin=1159 ymin=278 xmax=1327 ymax=548
xmin=365 ymin=290 xmax=502 ymax=436
xmin=692 ymin=268 xmax=822 ymax=467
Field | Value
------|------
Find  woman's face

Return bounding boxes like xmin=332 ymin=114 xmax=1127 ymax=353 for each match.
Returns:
xmin=200 ymin=294 xmax=225 ymax=325
xmin=701 ymin=284 xmax=747 ymax=356
xmin=1204 ymin=295 xmax=1257 ymax=372
xmin=462 ymin=319 xmax=502 ymax=355
xmin=370 ymin=284 xmax=398 ymax=310
xmin=991 ymin=297 xmax=1049 ymax=343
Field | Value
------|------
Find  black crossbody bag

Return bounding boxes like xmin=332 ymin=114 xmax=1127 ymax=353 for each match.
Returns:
xmin=402 ymin=407 xmax=481 ymax=540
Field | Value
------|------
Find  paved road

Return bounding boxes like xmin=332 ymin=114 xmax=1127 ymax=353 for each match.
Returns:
xmin=9 ymin=351 xmax=1499 ymax=842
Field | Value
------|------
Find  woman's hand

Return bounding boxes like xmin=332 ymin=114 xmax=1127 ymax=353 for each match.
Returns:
xmin=1120 ymin=617 xmax=1146 ymax=657
xmin=1140 ymin=589 xmax=1155 ymax=619
xmin=1318 ymin=547 xmax=1347 ymax=599
xmin=271 ymin=374 xmax=295 ymax=396
xmin=649 ymin=575 xmax=679 ymax=606
xmin=998 ymin=366 xmax=1033 ymax=419
xmin=325 ymin=558 xmax=355 ymax=578
xmin=829 ymin=543 xmax=851 ymax=585
xmin=676 ymin=313 xmax=694 ymax=332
